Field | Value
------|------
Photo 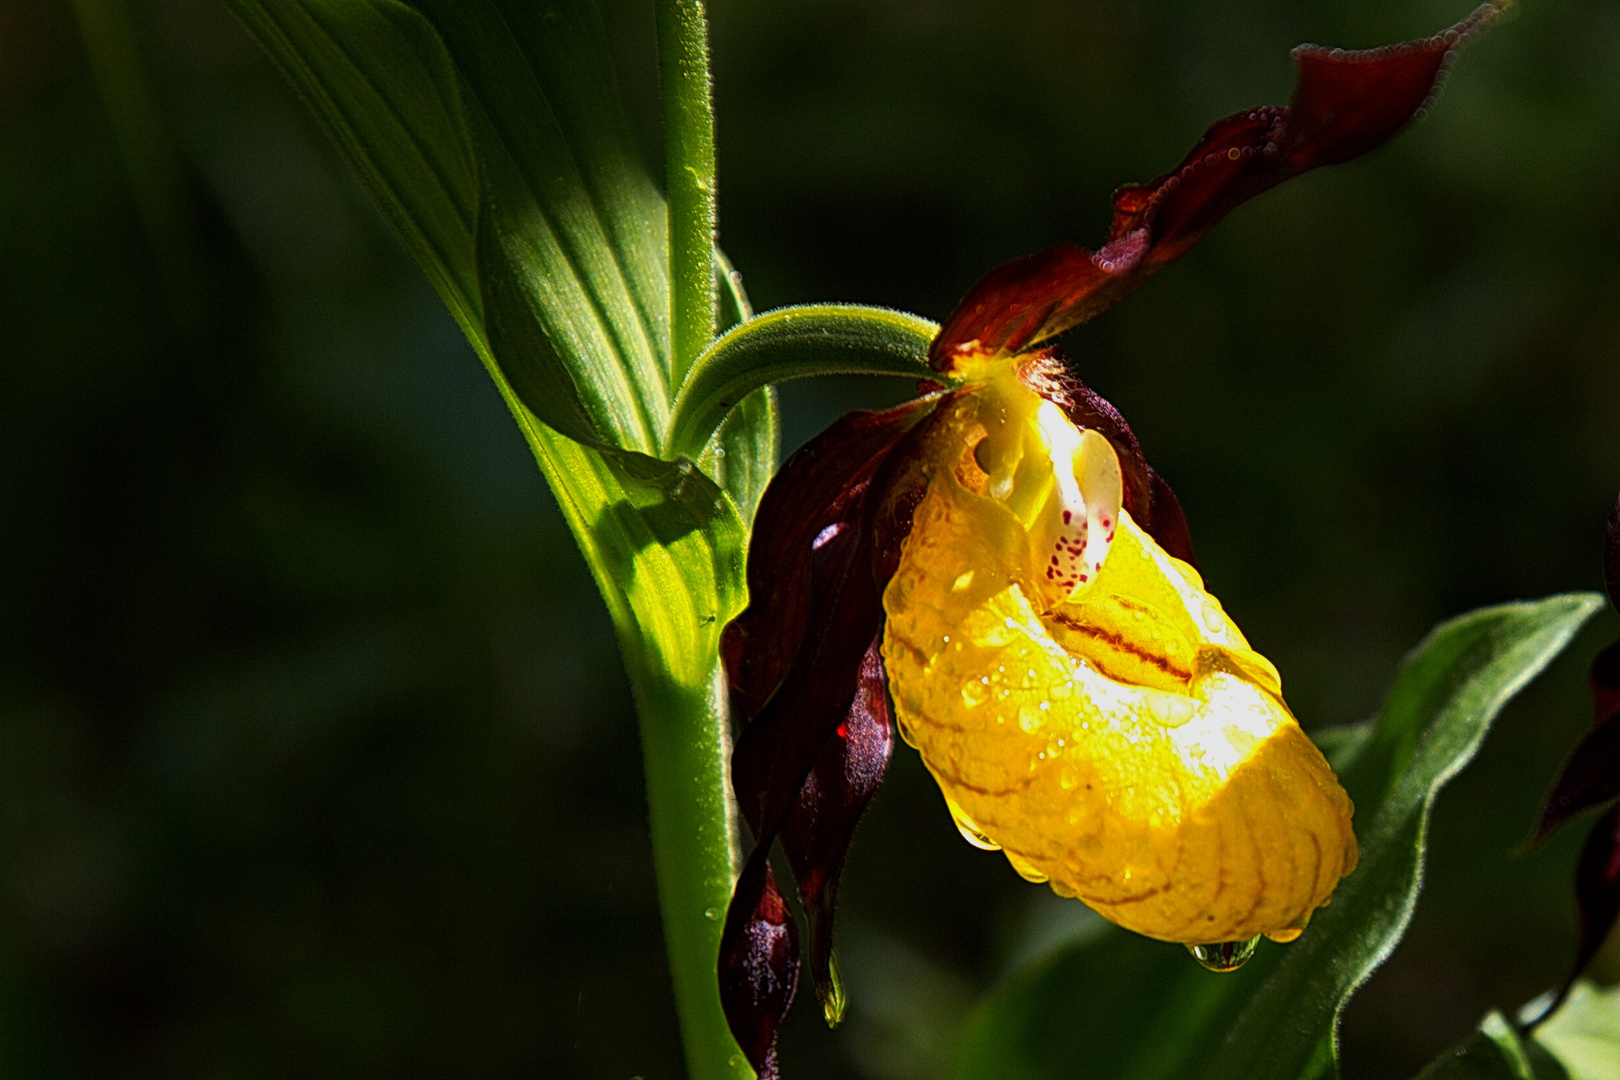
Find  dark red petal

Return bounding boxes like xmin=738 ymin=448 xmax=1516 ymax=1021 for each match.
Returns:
xmin=928 ymin=242 xmax=1108 ymax=370
xmin=720 ymin=501 xmax=888 ymax=1067
xmin=1605 ymin=493 xmax=1620 ymax=612
xmin=732 ymin=499 xmax=885 ymax=840
xmin=778 ymin=638 xmax=894 ymax=1023
xmin=930 ymin=3 xmax=1506 ymax=367
xmin=1526 ymin=803 xmax=1620 ymax=1029
xmin=722 ymin=399 xmax=932 ymax=717
xmin=718 ymin=856 xmax=800 ymax=1080
xmin=1019 ymin=349 xmax=1198 ymax=568
xmin=1280 ymin=3 xmax=1503 ymax=169
xmin=1533 ymin=641 xmax=1620 ymax=845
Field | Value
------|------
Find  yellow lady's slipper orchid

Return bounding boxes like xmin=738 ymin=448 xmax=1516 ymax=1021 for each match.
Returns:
xmin=880 ymin=361 xmax=1358 ymax=947
xmin=716 ymin=8 xmax=1504 ymax=1075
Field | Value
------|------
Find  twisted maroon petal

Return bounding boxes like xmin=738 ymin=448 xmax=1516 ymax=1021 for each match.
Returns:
xmin=931 ymin=3 xmax=1505 ymax=368
xmin=718 ymin=857 xmax=799 ymax=1080
xmin=722 ymin=399 xmax=933 ymax=717
xmin=720 ymin=421 xmax=920 ymax=1061
xmin=732 ymin=496 xmax=886 ymax=840
xmin=718 ymin=517 xmax=885 ymax=1066
xmin=779 ymin=638 xmax=894 ymax=1021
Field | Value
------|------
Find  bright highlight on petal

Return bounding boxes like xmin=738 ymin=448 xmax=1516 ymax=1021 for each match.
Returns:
xmin=881 ymin=373 xmax=1358 ymax=946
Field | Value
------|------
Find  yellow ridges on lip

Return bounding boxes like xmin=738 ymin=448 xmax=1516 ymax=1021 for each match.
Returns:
xmin=879 ymin=408 xmax=1357 ymax=946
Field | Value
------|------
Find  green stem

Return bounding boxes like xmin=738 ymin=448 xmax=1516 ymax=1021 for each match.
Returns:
xmin=655 ymin=0 xmax=718 ymax=406
xmin=490 ymin=379 xmax=749 ymax=1080
xmin=633 ymin=661 xmax=753 ymax=1080
xmin=647 ymin=19 xmax=735 ymax=1064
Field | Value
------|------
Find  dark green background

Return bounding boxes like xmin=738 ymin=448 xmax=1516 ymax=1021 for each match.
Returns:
xmin=1 ymin=0 xmax=1616 ymax=1076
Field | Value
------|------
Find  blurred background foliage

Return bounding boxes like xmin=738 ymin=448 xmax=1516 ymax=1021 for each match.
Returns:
xmin=0 ymin=0 xmax=1616 ymax=1076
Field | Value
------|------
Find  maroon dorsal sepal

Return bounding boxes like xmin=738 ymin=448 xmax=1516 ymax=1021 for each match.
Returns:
xmin=930 ymin=4 xmax=1507 ymax=369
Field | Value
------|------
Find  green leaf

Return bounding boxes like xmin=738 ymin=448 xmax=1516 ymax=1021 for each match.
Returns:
xmin=1415 ymin=1013 xmax=1569 ymax=1080
xmin=667 ymin=303 xmax=943 ymax=458
xmin=581 ymin=446 xmax=747 ymax=684
xmin=1527 ymin=981 xmax=1620 ymax=1080
xmin=954 ymin=594 xmax=1603 ymax=1080
xmin=222 ymin=2 xmax=757 ymax=1076
xmin=422 ymin=0 xmax=671 ymax=451
xmin=221 ymin=0 xmax=669 ymax=451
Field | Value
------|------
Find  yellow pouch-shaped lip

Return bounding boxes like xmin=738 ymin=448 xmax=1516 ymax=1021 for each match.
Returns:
xmin=880 ymin=385 xmax=1358 ymax=946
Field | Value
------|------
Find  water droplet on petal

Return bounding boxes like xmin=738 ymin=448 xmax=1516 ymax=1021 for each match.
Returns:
xmin=1187 ymin=936 xmax=1261 ymax=972
xmin=961 ymin=679 xmax=988 ymax=708
xmin=1005 ymin=851 xmax=1049 ymax=883
xmin=1266 ymin=927 xmax=1303 ymax=944
xmin=945 ymin=798 xmax=1001 ymax=850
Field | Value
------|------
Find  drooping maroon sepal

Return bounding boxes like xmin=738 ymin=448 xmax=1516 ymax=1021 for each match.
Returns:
xmin=718 ymin=856 xmax=800 ymax=1080
xmin=733 ymin=492 xmax=890 ymax=846
xmin=1021 ymin=349 xmax=1198 ymax=567
xmin=720 ymin=404 xmax=924 ymax=1057
xmin=930 ymin=3 xmax=1506 ymax=368
xmin=778 ymin=638 xmax=894 ymax=1023
xmin=723 ymin=400 xmax=933 ymax=717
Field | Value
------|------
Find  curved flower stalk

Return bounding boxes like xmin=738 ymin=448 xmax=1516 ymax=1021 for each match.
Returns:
xmin=717 ymin=6 xmax=1509 ymax=1076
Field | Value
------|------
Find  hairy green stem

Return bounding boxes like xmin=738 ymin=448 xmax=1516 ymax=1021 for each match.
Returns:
xmin=655 ymin=0 xmax=718 ymax=402
xmin=634 ymin=664 xmax=751 ymax=1080
xmin=647 ymin=9 xmax=746 ymax=1073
